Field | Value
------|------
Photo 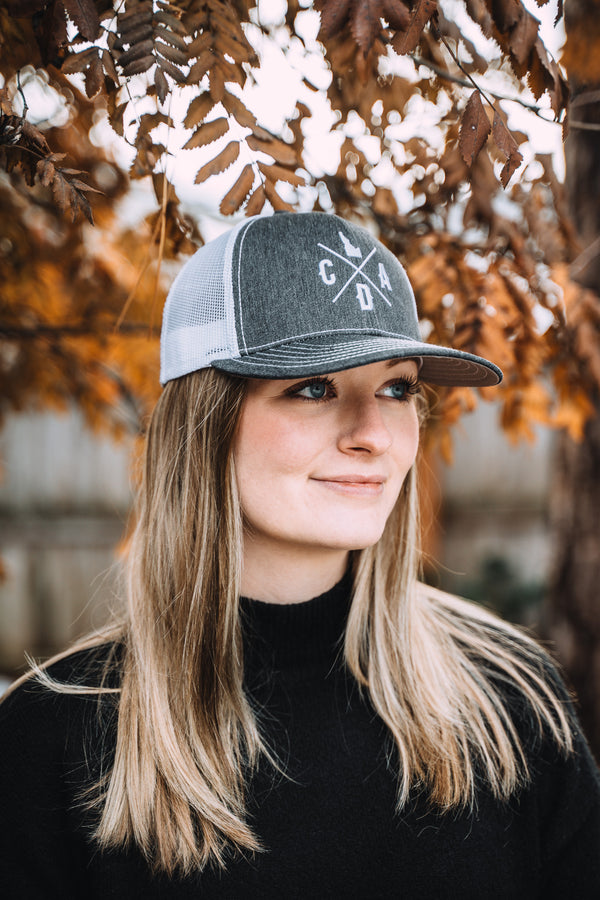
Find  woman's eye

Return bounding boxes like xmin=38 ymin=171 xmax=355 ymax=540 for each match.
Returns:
xmin=296 ymin=381 xmax=329 ymax=400
xmin=380 ymin=379 xmax=419 ymax=401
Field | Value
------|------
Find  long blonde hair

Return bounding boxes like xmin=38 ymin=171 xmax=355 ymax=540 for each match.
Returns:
xmin=20 ymin=368 xmax=573 ymax=874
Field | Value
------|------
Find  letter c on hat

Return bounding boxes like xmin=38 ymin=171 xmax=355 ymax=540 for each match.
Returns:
xmin=319 ymin=258 xmax=336 ymax=286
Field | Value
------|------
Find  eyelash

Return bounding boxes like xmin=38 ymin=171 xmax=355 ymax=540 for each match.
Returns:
xmin=285 ymin=375 xmax=420 ymax=403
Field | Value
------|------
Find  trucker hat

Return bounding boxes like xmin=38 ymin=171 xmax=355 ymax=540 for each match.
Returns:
xmin=160 ymin=211 xmax=502 ymax=387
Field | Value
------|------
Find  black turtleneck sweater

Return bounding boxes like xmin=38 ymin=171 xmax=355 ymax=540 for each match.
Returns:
xmin=1 ymin=578 xmax=600 ymax=899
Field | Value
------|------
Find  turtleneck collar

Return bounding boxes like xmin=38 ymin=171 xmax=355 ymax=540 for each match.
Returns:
xmin=240 ymin=570 xmax=353 ymax=670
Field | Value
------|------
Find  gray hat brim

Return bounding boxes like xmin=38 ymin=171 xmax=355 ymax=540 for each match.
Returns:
xmin=212 ymin=335 xmax=502 ymax=387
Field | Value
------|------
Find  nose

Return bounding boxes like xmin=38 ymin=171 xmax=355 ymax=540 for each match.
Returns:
xmin=337 ymin=397 xmax=393 ymax=455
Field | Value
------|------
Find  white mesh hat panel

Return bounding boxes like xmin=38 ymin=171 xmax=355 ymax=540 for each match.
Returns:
xmin=160 ymin=220 xmax=248 ymax=384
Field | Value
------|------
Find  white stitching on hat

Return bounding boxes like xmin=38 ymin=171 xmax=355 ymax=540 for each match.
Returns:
xmin=235 ymin=219 xmax=255 ymax=355
xmin=317 ymin=243 xmax=392 ymax=307
xmin=242 ymin=327 xmax=415 ymax=353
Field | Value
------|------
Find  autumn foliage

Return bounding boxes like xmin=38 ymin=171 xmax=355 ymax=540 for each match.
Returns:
xmin=0 ymin=0 xmax=598 ymax=453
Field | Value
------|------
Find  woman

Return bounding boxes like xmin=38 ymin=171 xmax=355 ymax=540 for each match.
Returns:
xmin=1 ymin=211 xmax=599 ymax=898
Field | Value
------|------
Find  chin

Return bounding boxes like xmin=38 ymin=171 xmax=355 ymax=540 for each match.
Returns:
xmin=320 ymin=526 xmax=387 ymax=552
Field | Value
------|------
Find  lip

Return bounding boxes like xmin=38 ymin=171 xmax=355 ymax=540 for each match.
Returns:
xmin=311 ymin=474 xmax=386 ymax=496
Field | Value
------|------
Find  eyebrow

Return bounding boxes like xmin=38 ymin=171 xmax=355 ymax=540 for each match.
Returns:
xmin=385 ymin=357 xmax=418 ymax=368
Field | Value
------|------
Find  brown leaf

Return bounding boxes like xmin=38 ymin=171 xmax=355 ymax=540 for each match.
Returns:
xmin=258 ymin=162 xmax=305 ymax=187
xmin=184 ymin=93 xmax=215 ymax=129
xmin=36 ymin=157 xmax=55 ymax=187
xmin=213 ymin=30 xmax=254 ymax=65
xmin=114 ymin=22 xmax=153 ymax=49
xmin=153 ymin=24 xmax=187 ymax=51
xmin=118 ymin=3 xmax=153 ymax=32
xmin=188 ymin=31 xmax=213 ymax=56
xmin=263 ymin=179 xmax=294 ymax=211
xmin=154 ymin=8 xmax=187 ymax=36
xmin=21 ymin=120 xmax=51 ymax=155
xmin=102 ymin=49 xmax=120 ymax=84
xmin=182 ymin=117 xmax=228 ymax=150
xmin=62 ymin=0 xmax=100 ymax=41
xmin=61 ymin=46 xmax=99 ymax=74
xmin=137 ymin=112 xmax=172 ymax=141
xmin=492 ymin=110 xmax=523 ymax=187
xmin=459 ymin=91 xmax=491 ymax=166
xmin=123 ymin=56 xmax=155 ymax=78
xmin=393 ymin=0 xmax=437 ymax=54
xmin=509 ymin=7 xmax=539 ymax=67
xmin=381 ymin=0 xmax=411 ymax=32
xmin=220 ymin=163 xmax=255 ymax=215
xmin=188 ymin=50 xmax=215 ymax=84
xmin=117 ymin=39 xmax=154 ymax=70
xmin=492 ymin=0 xmax=522 ymax=32
xmin=156 ymin=58 xmax=186 ymax=84
xmin=465 ymin=0 xmax=492 ymax=37
xmin=155 ymin=67 xmax=169 ymax=103
xmin=222 ymin=91 xmax=258 ymax=130
xmin=51 ymin=171 xmax=70 ymax=213
xmin=107 ymin=96 xmax=129 ymax=137
xmin=244 ymin=184 xmax=265 ymax=217
xmin=155 ymin=39 xmax=187 ymax=67
xmin=351 ymin=0 xmax=383 ymax=52
xmin=84 ymin=55 xmax=104 ymax=98
xmin=317 ymin=0 xmax=353 ymax=38
xmin=209 ymin=66 xmax=226 ymax=103
xmin=215 ymin=58 xmax=245 ymax=88
xmin=194 ymin=141 xmax=240 ymax=184
xmin=246 ymin=134 xmax=297 ymax=166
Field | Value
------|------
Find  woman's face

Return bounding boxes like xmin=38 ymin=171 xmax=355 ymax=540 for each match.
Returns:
xmin=233 ymin=359 xmax=420 ymax=567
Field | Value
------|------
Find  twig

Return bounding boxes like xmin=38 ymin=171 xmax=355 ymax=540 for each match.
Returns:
xmin=16 ymin=71 xmax=28 ymax=119
xmin=570 ymin=235 xmax=600 ymax=279
xmin=437 ymin=34 xmax=496 ymax=109
xmin=410 ymin=53 xmax=558 ymax=122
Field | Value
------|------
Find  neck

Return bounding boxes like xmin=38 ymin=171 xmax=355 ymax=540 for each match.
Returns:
xmin=240 ymin=539 xmax=350 ymax=604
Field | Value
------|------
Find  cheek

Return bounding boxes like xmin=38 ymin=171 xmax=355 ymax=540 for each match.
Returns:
xmin=233 ymin=413 xmax=313 ymax=496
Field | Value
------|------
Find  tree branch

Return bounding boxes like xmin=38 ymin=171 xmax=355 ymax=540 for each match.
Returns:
xmin=0 ymin=323 xmax=150 ymax=338
xmin=411 ymin=54 xmax=558 ymax=122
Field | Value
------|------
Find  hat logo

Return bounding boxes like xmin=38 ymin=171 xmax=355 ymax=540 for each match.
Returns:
xmin=317 ymin=231 xmax=393 ymax=311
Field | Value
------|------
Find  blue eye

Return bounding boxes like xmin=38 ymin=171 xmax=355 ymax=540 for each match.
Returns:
xmin=286 ymin=377 xmax=335 ymax=402
xmin=380 ymin=379 xmax=419 ymax=401
xmin=298 ymin=381 xmax=328 ymax=400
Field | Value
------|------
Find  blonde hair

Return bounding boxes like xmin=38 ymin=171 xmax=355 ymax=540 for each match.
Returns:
xmin=16 ymin=368 xmax=573 ymax=874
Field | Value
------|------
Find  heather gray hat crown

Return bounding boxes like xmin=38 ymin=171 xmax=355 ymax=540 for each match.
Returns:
xmin=160 ymin=211 xmax=502 ymax=387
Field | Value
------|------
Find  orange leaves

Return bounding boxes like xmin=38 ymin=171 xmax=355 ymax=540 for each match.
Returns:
xmin=400 ymin=229 xmax=600 ymax=446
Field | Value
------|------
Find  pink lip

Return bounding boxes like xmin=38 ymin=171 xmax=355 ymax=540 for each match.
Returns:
xmin=312 ymin=475 xmax=386 ymax=496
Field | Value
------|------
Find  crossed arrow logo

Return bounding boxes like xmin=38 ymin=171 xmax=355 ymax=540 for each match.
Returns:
xmin=317 ymin=231 xmax=393 ymax=311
